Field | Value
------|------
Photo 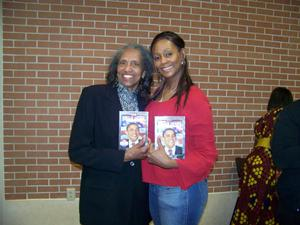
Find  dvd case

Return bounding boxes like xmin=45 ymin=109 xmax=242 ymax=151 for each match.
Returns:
xmin=154 ymin=116 xmax=185 ymax=159
xmin=119 ymin=111 xmax=148 ymax=151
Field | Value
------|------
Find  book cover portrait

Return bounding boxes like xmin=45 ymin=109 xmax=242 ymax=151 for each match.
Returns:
xmin=154 ymin=116 xmax=185 ymax=159
xmin=119 ymin=111 xmax=148 ymax=151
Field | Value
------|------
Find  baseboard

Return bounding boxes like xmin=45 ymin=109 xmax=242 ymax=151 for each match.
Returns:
xmin=3 ymin=191 xmax=238 ymax=225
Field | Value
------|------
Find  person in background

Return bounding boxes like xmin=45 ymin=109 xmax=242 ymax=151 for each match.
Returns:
xmin=271 ymin=99 xmax=300 ymax=225
xmin=68 ymin=44 xmax=153 ymax=225
xmin=230 ymin=87 xmax=293 ymax=225
xmin=142 ymin=31 xmax=217 ymax=225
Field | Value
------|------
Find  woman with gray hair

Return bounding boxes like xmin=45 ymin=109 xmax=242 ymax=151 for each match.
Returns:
xmin=69 ymin=44 xmax=153 ymax=225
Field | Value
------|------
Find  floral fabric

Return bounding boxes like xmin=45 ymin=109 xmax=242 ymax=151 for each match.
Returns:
xmin=230 ymin=108 xmax=282 ymax=225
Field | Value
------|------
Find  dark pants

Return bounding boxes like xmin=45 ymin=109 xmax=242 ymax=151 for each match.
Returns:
xmin=277 ymin=202 xmax=300 ymax=225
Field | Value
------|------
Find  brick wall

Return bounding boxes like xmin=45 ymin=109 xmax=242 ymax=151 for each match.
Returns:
xmin=2 ymin=0 xmax=300 ymax=200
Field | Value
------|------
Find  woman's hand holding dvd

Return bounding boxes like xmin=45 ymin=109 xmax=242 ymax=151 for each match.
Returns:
xmin=146 ymin=137 xmax=178 ymax=169
xmin=124 ymin=137 xmax=149 ymax=161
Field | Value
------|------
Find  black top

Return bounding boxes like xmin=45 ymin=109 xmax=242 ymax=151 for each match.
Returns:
xmin=69 ymin=84 xmax=151 ymax=225
xmin=271 ymin=99 xmax=300 ymax=211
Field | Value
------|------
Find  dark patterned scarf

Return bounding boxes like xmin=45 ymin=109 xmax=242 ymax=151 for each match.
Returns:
xmin=117 ymin=83 xmax=139 ymax=111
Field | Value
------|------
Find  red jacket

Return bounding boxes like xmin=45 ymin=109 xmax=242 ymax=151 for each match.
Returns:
xmin=142 ymin=85 xmax=217 ymax=189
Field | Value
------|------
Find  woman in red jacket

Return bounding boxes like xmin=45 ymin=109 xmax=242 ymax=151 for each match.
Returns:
xmin=142 ymin=31 xmax=217 ymax=225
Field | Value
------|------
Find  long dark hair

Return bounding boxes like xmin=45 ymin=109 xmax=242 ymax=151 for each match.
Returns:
xmin=150 ymin=31 xmax=193 ymax=109
xmin=106 ymin=44 xmax=153 ymax=99
xmin=267 ymin=87 xmax=293 ymax=111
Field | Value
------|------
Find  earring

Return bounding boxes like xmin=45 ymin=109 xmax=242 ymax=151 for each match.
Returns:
xmin=142 ymin=72 xmax=145 ymax=79
xmin=181 ymin=57 xmax=186 ymax=65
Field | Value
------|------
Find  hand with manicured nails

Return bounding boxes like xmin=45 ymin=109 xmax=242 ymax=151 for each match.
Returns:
xmin=147 ymin=137 xmax=178 ymax=169
xmin=124 ymin=137 xmax=149 ymax=161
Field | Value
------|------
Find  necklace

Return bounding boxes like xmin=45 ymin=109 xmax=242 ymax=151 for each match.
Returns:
xmin=159 ymin=87 xmax=177 ymax=102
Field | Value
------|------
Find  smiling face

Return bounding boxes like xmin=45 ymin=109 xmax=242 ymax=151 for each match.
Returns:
xmin=163 ymin=129 xmax=176 ymax=149
xmin=152 ymin=39 xmax=184 ymax=80
xmin=126 ymin=123 xmax=140 ymax=142
xmin=117 ymin=48 xmax=143 ymax=91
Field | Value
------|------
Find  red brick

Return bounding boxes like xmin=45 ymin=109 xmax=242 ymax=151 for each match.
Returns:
xmin=3 ymin=0 xmax=300 ymax=200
